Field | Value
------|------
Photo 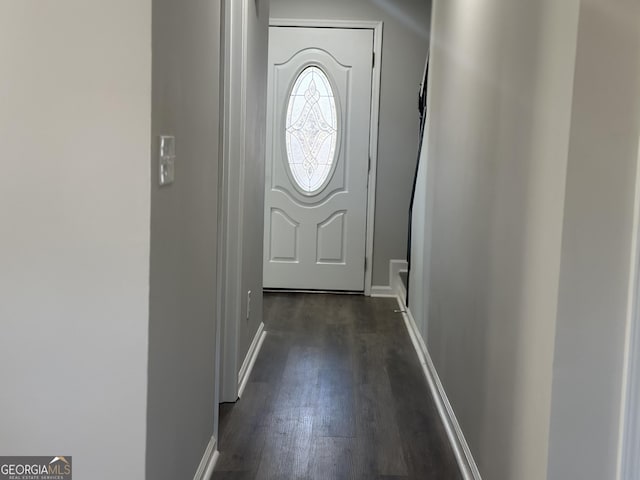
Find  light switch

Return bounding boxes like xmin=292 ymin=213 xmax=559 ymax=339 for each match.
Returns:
xmin=159 ymin=135 xmax=175 ymax=186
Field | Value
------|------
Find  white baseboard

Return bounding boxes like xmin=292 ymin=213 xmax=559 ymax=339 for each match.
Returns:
xmin=370 ymin=259 xmax=408 ymax=298
xmin=373 ymin=261 xmax=480 ymax=477
xmin=395 ymin=295 xmax=481 ymax=480
xmin=193 ymin=435 xmax=219 ymax=480
xmin=370 ymin=285 xmax=395 ymax=297
xmin=237 ymin=322 xmax=266 ymax=398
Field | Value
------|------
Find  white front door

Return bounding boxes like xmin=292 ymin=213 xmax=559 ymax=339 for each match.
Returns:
xmin=263 ymin=26 xmax=374 ymax=291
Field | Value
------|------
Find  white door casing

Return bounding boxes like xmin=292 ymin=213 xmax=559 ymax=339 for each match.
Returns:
xmin=264 ymin=26 xmax=374 ymax=291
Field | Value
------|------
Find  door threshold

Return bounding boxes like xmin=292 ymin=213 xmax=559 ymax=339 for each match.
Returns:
xmin=264 ymin=288 xmax=364 ymax=295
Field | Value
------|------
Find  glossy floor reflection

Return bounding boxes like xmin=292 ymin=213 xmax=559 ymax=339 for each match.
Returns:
xmin=212 ymin=292 xmax=462 ymax=480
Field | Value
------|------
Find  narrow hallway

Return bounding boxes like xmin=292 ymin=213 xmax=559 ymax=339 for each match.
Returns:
xmin=213 ymin=293 xmax=461 ymax=479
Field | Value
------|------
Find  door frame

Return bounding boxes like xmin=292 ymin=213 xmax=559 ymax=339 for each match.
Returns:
xmin=217 ymin=0 xmax=250 ymax=404
xmin=618 ymin=133 xmax=640 ymax=480
xmin=268 ymin=18 xmax=383 ymax=296
xmin=218 ymin=15 xmax=383 ymax=404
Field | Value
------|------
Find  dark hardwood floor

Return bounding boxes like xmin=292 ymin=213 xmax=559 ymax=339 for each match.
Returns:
xmin=212 ymin=292 xmax=462 ymax=480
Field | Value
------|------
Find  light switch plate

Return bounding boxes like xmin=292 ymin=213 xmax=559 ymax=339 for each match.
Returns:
xmin=159 ymin=135 xmax=175 ymax=186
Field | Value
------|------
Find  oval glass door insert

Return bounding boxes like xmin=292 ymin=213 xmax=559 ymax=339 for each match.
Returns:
xmin=285 ymin=66 xmax=338 ymax=195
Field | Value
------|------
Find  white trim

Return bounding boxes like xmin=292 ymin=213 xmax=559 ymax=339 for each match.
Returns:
xmin=390 ymin=259 xmax=409 ymax=280
xmin=370 ymin=259 xmax=408 ymax=298
xmin=395 ymin=296 xmax=482 ymax=480
xmin=366 ymin=23 xmax=383 ymax=297
xmin=193 ymin=436 xmax=219 ymax=480
xmin=269 ymin=18 xmax=383 ymax=297
xmin=390 ymin=259 xmax=408 ymax=298
xmin=213 ymin=0 xmax=226 ymax=447
xmin=382 ymin=263 xmax=481 ymax=479
xmin=237 ymin=322 xmax=267 ymax=398
xmin=617 ymin=133 xmax=640 ymax=480
xmin=370 ymin=285 xmax=395 ymax=298
xmin=219 ymin=0 xmax=249 ymax=403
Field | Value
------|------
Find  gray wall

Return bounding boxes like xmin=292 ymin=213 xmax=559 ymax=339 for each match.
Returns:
xmin=0 ymin=1 xmax=151 ymax=479
xmin=547 ymin=0 xmax=640 ymax=477
xmin=408 ymin=123 xmax=430 ymax=341
xmin=414 ymin=0 xmax=640 ymax=478
xmin=147 ymin=1 xmax=221 ymax=479
xmin=269 ymin=0 xmax=431 ymax=286
xmin=414 ymin=0 xmax=580 ymax=478
xmin=238 ymin=0 xmax=271 ymax=379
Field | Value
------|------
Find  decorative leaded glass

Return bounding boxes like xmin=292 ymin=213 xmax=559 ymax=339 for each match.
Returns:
xmin=285 ymin=66 xmax=338 ymax=194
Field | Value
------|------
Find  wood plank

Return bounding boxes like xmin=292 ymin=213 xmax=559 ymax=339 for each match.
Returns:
xmin=212 ymin=292 xmax=462 ymax=480
xmin=307 ymin=436 xmax=356 ymax=480
xmin=273 ymin=345 xmax=322 ymax=410
xmin=255 ymin=406 xmax=314 ymax=480
xmin=215 ymin=382 xmax=272 ymax=472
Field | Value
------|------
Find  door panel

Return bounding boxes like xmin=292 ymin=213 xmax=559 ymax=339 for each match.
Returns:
xmin=269 ymin=209 xmax=298 ymax=262
xmin=264 ymin=27 xmax=373 ymax=291
xmin=317 ymin=211 xmax=346 ymax=263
